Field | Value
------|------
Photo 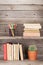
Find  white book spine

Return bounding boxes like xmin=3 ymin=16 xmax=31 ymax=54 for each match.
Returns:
xmin=11 ymin=44 xmax=13 ymax=60
xmin=23 ymin=24 xmax=41 ymax=29
xmin=16 ymin=43 xmax=19 ymax=60
xmin=14 ymin=44 xmax=19 ymax=60
xmin=7 ymin=43 xmax=12 ymax=60
xmin=19 ymin=45 xmax=23 ymax=61
xmin=13 ymin=44 xmax=16 ymax=60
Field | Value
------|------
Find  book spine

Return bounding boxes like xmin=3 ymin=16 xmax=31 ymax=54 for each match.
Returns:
xmin=7 ymin=43 xmax=12 ymax=60
xmin=23 ymin=32 xmax=40 ymax=36
xmin=3 ymin=44 xmax=7 ymax=61
xmin=13 ymin=44 xmax=16 ymax=60
xmin=24 ymin=24 xmax=41 ymax=29
xmin=13 ymin=44 xmax=19 ymax=60
xmin=19 ymin=45 xmax=23 ymax=60
xmin=11 ymin=44 xmax=13 ymax=60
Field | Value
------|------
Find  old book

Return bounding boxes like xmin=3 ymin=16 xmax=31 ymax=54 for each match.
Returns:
xmin=23 ymin=23 xmax=41 ymax=29
xmin=19 ymin=44 xmax=23 ymax=60
xmin=3 ymin=44 xmax=7 ymax=61
xmin=23 ymin=29 xmax=40 ymax=33
xmin=11 ymin=44 xmax=13 ymax=60
xmin=23 ymin=32 xmax=40 ymax=36
xmin=13 ymin=44 xmax=19 ymax=60
xmin=7 ymin=43 xmax=12 ymax=60
xmin=24 ymin=28 xmax=40 ymax=30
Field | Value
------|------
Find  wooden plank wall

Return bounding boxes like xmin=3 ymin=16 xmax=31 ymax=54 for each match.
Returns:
xmin=0 ymin=0 xmax=43 ymax=4
xmin=0 ymin=0 xmax=43 ymax=60
xmin=0 ymin=5 xmax=43 ymax=24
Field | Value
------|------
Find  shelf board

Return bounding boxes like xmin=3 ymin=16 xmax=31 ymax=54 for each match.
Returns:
xmin=0 ymin=36 xmax=43 ymax=39
xmin=23 ymin=36 xmax=43 ymax=39
xmin=0 ymin=60 xmax=43 ymax=65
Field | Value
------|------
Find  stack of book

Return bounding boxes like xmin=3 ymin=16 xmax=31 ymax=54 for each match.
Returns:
xmin=3 ymin=43 xmax=23 ymax=61
xmin=23 ymin=23 xmax=41 ymax=36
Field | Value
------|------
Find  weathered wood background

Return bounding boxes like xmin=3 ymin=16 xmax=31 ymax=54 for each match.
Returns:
xmin=0 ymin=0 xmax=43 ymax=4
xmin=0 ymin=0 xmax=43 ymax=60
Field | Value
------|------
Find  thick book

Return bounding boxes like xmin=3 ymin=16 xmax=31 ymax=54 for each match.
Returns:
xmin=24 ymin=28 xmax=40 ymax=30
xmin=7 ymin=43 xmax=12 ymax=60
xmin=3 ymin=44 xmax=7 ymax=61
xmin=23 ymin=29 xmax=40 ymax=33
xmin=13 ymin=44 xmax=19 ymax=60
xmin=23 ymin=23 xmax=41 ymax=29
xmin=19 ymin=44 xmax=23 ymax=60
xmin=23 ymin=32 xmax=40 ymax=36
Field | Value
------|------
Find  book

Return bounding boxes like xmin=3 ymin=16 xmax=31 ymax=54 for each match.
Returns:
xmin=23 ymin=29 xmax=40 ymax=33
xmin=7 ymin=43 xmax=12 ymax=60
xmin=23 ymin=32 xmax=40 ymax=36
xmin=23 ymin=23 xmax=41 ymax=29
xmin=3 ymin=43 xmax=24 ymax=61
xmin=24 ymin=28 xmax=40 ymax=30
xmin=3 ymin=44 xmax=7 ymax=61
xmin=13 ymin=44 xmax=19 ymax=60
xmin=11 ymin=44 xmax=13 ymax=60
xmin=19 ymin=44 xmax=23 ymax=60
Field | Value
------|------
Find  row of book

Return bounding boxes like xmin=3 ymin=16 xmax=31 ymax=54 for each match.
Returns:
xmin=3 ymin=43 xmax=23 ymax=61
xmin=23 ymin=23 xmax=41 ymax=36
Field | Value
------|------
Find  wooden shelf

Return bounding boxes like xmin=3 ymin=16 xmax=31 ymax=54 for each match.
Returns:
xmin=0 ymin=60 xmax=43 ymax=65
xmin=0 ymin=36 xmax=43 ymax=39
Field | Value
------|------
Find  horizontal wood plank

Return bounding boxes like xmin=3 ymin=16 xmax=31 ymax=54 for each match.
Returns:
xmin=0 ymin=36 xmax=43 ymax=39
xmin=0 ymin=0 xmax=43 ymax=4
xmin=0 ymin=5 xmax=43 ymax=10
xmin=0 ymin=11 xmax=43 ymax=18
xmin=0 ymin=18 xmax=43 ymax=24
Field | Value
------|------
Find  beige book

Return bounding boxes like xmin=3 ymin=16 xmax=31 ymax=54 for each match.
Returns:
xmin=23 ymin=32 xmax=40 ymax=36
xmin=7 ymin=43 xmax=12 ymax=60
xmin=23 ymin=29 xmax=40 ymax=33
xmin=11 ymin=44 xmax=13 ymax=60
xmin=24 ymin=28 xmax=40 ymax=30
xmin=19 ymin=44 xmax=23 ymax=60
xmin=13 ymin=44 xmax=19 ymax=60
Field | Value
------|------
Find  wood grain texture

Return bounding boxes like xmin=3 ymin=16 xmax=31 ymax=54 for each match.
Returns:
xmin=0 ymin=5 xmax=43 ymax=10
xmin=0 ymin=18 xmax=43 ymax=24
xmin=0 ymin=0 xmax=43 ymax=4
xmin=0 ymin=10 xmax=43 ymax=18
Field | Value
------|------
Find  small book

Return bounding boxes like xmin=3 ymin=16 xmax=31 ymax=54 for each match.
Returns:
xmin=23 ymin=32 xmax=40 ymax=36
xmin=11 ymin=44 xmax=13 ymax=60
xmin=23 ymin=29 xmax=40 ymax=33
xmin=3 ymin=44 xmax=7 ymax=61
xmin=19 ymin=44 xmax=23 ymax=60
xmin=7 ymin=43 xmax=12 ymax=60
xmin=13 ymin=44 xmax=19 ymax=60
xmin=23 ymin=23 xmax=41 ymax=29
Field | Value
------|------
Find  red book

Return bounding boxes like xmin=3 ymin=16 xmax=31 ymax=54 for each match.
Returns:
xmin=3 ymin=44 xmax=7 ymax=61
